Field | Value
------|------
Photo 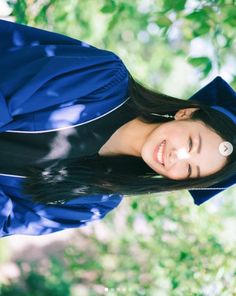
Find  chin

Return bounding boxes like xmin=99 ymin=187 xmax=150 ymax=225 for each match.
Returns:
xmin=142 ymin=154 xmax=158 ymax=173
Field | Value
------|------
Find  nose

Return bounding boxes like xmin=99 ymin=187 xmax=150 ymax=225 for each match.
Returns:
xmin=169 ymin=147 xmax=191 ymax=164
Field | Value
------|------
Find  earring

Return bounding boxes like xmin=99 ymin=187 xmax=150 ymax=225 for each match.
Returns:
xmin=151 ymin=113 xmax=174 ymax=119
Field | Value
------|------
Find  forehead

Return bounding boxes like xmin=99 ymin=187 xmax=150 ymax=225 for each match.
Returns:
xmin=179 ymin=120 xmax=224 ymax=144
xmin=176 ymin=119 xmax=215 ymax=133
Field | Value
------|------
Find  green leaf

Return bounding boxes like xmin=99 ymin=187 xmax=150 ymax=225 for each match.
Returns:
xmin=131 ymin=201 xmax=138 ymax=209
xmin=174 ymin=0 xmax=187 ymax=11
xmin=224 ymin=37 xmax=233 ymax=48
xmin=35 ymin=3 xmax=51 ymax=23
xmin=156 ymin=15 xmax=172 ymax=28
xmin=188 ymin=57 xmax=212 ymax=77
xmin=185 ymin=7 xmax=213 ymax=21
xmin=225 ymin=15 xmax=236 ymax=26
xmin=12 ymin=0 xmax=28 ymax=23
xmin=100 ymin=2 xmax=117 ymax=14
xmin=192 ymin=23 xmax=210 ymax=37
xmin=222 ymin=5 xmax=236 ymax=17
xmin=107 ymin=11 xmax=120 ymax=31
xmin=231 ymin=76 xmax=236 ymax=90
xmin=146 ymin=213 xmax=155 ymax=221
xmin=54 ymin=12 xmax=68 ymax=23
xmin=185 ymin=10 xmax=207 ymax=21
xmin=203 ymin=60 xmax=212 ymax=77
xmin=163 ymin=0 xmax=187 ymax=12
xmin=188 ymin=57 xmax=209 ymax=67
xmin=107 ymin=3 xmax=126 ymax=31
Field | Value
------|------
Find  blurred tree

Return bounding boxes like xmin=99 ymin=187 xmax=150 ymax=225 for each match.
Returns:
xmin=5 ymin=0 xmax=236 ymax=92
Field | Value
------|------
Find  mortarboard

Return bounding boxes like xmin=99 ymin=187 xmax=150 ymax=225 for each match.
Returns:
xmin=187 ymin=76 xmax=236 ymax=205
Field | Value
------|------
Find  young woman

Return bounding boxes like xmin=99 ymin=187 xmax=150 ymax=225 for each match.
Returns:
xmin=0 ymin=19 xmax=235 ymax=237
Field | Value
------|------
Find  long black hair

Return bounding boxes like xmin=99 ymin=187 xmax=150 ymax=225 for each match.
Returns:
xmin=21 ymin=74 xmax=236 ymax=204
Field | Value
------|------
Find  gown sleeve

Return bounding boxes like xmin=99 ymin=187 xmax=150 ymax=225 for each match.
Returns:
xmin=0 ymin=19 xmax=130 ymax=128
xmin=0 ymin=177 xmax=123 ymax=237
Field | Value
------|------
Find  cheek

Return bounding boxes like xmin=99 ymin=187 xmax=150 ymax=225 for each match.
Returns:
xmin=162 ymin=163 xmax=188 ymax=180
xmin=167 ymin=171 xmax=183 ymax=180
xmin=156 ymin=125 xmax=184 ymax=144
xmin=168 ymin=129 xmax=185 ymax=142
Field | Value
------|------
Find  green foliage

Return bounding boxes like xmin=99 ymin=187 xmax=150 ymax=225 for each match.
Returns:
xmin=163 ymin=0 xmax=187 ymax=12
xmin=7 ymin=0 xmax=235 ymax=83
xmin=155 ymin=14 xmax=172 ymax=28
xmin=0 ymin=258 xmax=71 ymax=296
xmin=100 ymin=0 xmax=117 ymax=13
xmin=8 ymin=0 xmax=28 ymax=24
xmin=1 ymin=191 xmax=236 ymax=295
xmin=188 ymin=57 xmax=213 ymax=76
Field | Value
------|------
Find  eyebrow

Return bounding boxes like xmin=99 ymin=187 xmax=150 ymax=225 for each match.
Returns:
xmin=197 ymin=132 xmax=202 ymax=154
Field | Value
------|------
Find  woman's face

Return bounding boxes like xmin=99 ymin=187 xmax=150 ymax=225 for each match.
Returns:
xmin=141 ymin=108 xmax=228 ymax=180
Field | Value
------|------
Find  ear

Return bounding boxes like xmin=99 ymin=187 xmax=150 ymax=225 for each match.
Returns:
xmin=174 ymin=107 xmax=200 ymax=120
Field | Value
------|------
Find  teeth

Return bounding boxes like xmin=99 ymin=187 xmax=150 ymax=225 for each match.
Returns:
xmin=157 ymin=142 xmax=164 ymax=164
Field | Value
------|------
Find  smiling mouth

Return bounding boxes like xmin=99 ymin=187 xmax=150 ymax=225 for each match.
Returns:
xmin=154 ymin=140 xmax=166 ymax=166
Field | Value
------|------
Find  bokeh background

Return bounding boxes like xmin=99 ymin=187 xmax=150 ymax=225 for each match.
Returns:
xmin=0 ymin=0 xmax=236 ymax=295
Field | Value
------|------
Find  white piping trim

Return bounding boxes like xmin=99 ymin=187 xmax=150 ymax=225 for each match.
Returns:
xmin=187 ymin=187 xmax=229 ymax=190
xmin=5 ymin=96 xmax=131 ymax=134
xmin=0 ymin=96 xmax=131 ymax=178
xmin=0 ymin=173 xmax=27 ymax=178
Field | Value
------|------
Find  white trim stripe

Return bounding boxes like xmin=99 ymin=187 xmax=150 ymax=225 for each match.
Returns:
xmin=0 ymin=173 xmax=27 ymax=178
xmin=5 ymin=96 xmax=131 ymax=134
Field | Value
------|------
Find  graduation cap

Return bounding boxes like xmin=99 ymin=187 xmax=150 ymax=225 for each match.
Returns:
xmin=187 ymin=76 xmax=236 ymax=205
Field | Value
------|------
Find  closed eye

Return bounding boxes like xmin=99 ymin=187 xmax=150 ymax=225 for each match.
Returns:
xmin=188 ymin=164 xmax=192 ymax=177
xmin=187 ymin=134 xmax=202 ymax=179
xmin=188 ymin=136 xmax=193 ymax=178
xmin=188 ymin=136 xmax=193 ymax=152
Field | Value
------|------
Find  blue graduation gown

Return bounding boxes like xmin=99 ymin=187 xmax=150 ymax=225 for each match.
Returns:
xmin=0 ymin=19 xmax=130 ymax=237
